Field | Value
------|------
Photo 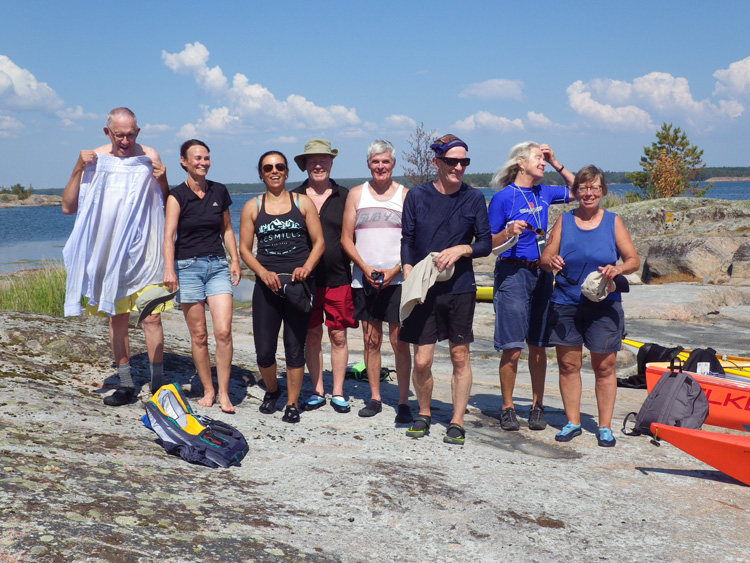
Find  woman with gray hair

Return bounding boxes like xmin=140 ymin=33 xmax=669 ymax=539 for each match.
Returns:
xmin=487 ymin=142 xmax=574 ymax=432
xmin=540 ymin=165 xmax=639 ymax=447
xmin=341 ymin=140 xmax=412 ymax=422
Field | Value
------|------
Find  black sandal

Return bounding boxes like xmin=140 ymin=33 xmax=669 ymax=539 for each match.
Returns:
xmin=443 ymin=423 xmax=466 ymax=445
xmin=282 ymin=404 xmax=300 ymax=424
xmin=405 ymin=415 xmax=431 ymax=438
xmin=259 ymin=387 xmax=283 ymax=414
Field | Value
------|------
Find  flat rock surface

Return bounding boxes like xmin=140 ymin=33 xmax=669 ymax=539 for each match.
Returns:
xmin=1 ymin=283 xmax=750 ymax=562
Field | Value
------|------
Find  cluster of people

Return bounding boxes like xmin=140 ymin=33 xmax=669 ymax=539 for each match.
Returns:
xmin=63 ymin=107 xmax=639 ymax=448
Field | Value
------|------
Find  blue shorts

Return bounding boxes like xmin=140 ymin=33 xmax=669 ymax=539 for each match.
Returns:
xmin=493 ymin=261 xmax=553 ymax=350
xmin=546 ymin=300 xmax=624 ymax=354
xmin=175 ymin=255 xmax=233 ymax=304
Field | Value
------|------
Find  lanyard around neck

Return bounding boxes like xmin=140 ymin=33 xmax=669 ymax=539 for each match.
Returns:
xmin=512 ymin=184 xmax=541 ymax=230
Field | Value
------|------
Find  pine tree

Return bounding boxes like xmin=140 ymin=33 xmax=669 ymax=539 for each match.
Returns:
xmin=626 ymin=123 xmax=711 ymax=199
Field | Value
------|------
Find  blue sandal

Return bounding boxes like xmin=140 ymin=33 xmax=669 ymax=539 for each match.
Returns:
xmin=303 ymin=394 xmax=326 ymax=411
xmin=555 ymin=422 xmax=582 ymax=442
xmin=331 ymin=395 xmax=351 ymax=413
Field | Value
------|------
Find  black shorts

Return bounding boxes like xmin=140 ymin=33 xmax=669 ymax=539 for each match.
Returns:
xmin=399 ymin=291 xmax=475 ymax=345
xmin=352 ymin=285 xmax=401 ymax=323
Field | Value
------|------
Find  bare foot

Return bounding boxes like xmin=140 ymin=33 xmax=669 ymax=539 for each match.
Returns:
xmin=197 ymin=393 xmax=215 ymax=408
xmin=218 ymin=393 xmax=235 ymax=414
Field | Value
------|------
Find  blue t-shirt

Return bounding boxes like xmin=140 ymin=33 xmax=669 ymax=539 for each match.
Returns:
xmin=552 ymin=209 xmax=621 ymax=305
xmin=488 ymin=183 xmax=569 ymax=261
xmin=401 ymin=181 xmax=491 ymax=295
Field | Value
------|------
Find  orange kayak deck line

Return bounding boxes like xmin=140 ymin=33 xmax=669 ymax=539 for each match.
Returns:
xmin=645 ymin=364 xmax=750 ymax=431
xmin=650 ymin=423 xmax=750 ymax=486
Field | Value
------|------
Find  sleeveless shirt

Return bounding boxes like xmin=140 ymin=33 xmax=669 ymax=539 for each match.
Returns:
xmin=351 ymin=182 xmax=404 ymax=288
xmin=255 ymin=192 xmax=310 ymax=272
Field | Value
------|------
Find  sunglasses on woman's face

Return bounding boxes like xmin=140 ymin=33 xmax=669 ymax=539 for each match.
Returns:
xmin=436 ymin=156 xmax=471 ymax=167
xmin=263 ymin=163 xmax=287 ymax=173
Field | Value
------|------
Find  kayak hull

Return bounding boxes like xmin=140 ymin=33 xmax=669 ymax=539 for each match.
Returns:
xmin=650 ymin=423 xmax=750 ymax=486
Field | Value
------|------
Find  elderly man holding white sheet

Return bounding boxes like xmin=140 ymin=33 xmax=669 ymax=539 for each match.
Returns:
xmin=62 ymin=107 xmax=171 ymax=407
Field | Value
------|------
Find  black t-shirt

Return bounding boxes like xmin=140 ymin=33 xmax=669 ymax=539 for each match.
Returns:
xmin=293 ymin=179 xmax=351 ymax=288
xmin=169 ymin=180 xmax=232 ymax=260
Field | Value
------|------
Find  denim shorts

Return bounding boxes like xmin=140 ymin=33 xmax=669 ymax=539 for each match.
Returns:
xmin=493 ymin=260 xmax=553 ymax=350
xmin=175 ymin=255 xmax=233 ymax=304
xmin=546 ymin=300 xmax=624 ymax=354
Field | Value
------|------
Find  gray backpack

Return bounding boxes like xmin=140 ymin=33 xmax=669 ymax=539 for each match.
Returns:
xmin=623 ymin=360 xmax=709 ymax=437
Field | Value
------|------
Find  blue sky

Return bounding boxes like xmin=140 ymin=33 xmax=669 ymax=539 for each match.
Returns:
xmin=1 ymin=1 xmax=749 ymax=190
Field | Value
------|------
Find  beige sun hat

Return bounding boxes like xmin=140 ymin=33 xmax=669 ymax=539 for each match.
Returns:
xmin=580 ymin=271 xmax=630 ymax=302
xmin=135 ymin=286 xmax=178 ymax=326
xmin=294 ymin=138 xmax=338 ymax=171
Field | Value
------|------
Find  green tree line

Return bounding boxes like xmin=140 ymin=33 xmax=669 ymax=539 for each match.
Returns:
xmin=0 ymin=183 xmax=33 ymax=199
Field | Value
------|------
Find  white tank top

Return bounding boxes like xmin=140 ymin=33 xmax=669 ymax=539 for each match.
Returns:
xmin=352 ymin=182 xmax=405 ymax=288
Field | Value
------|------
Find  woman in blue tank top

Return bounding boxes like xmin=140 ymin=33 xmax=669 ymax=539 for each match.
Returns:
xmin=540 ymin=165 xmax=639 ymax=447
xmin=239 ymin=151 xmax=324 ymax=424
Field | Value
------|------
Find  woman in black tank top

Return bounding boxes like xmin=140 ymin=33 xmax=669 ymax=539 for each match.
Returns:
xmin=239 ymin=151 xmax=325 ymax=423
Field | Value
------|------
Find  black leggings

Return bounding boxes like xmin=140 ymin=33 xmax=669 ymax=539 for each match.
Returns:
xmin=252 ymin=281 xmax=311 ymax=369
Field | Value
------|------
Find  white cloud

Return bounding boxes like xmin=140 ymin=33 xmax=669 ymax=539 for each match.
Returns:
xmin=140 ymin=123 xmax=172 ymax=135
xmin=268 ymin=135 xmax=297 ymax=144
xmin=339 ymin=127 xmax=369 ymax=139
xmin=452 ymin=111 xmax=523 ymax=132
xmin=161 ymin=42 xmax=227 ymax=94
xmin=526 ymin=111 xmax=565 ymax=129
xmin=0 ymin=56 xmax=96 ymax=130
xmin=162 ymin=42 xmax=360 ymax=135
xmin=567 ymin=81 xmax=655 ymax=131
xmin=713 ymin=56 xmax=750 ymax=98
xmin=0 ymin=114 xmax=23 ymax=137
xmin=568 ymin=69 xmax=745 ymax=130
xmin=631 ymin=72 xmax=704 ymax=114
xmin=0 ymin=55 xmax=64 ymax=113
xmin=383 ymin=114 xmax=416 ymax=130
xmin=458 ymin=79 xmax=524 ymax=101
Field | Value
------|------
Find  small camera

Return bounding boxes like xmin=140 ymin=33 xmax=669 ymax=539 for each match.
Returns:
xmin=371 ymin=270 xmax=384 ymax=282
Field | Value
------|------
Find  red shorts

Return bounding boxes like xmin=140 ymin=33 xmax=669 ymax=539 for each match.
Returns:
xmin=309 ymin=285 xmax=358 ymax=330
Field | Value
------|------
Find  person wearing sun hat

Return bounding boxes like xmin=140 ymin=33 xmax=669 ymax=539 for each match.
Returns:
xmin=293 ymin=138 xmax=358 ymax=415
xmin=399 ymin=133 xmax=491 ymax=445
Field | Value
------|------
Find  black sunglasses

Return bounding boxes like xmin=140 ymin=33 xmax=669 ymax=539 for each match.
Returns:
xmin=436 ymin=156 xmax=470 ymax=167
xmin=558 ymin=250 xmax=588 ymax=286
xmin=524 ymin=224 xmax=545 ymax=236
xmin=262 ymin=163 xmax=287 ymax=173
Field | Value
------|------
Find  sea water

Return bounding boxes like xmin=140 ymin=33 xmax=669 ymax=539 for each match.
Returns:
xmin=1 ymin=181 xmax=748 ymax=274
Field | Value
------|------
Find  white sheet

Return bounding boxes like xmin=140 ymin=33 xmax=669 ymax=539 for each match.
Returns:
xmin=63 ymin=154 xmax=164 ymax=316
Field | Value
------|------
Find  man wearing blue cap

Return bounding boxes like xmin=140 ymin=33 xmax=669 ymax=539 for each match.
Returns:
xmin=399 ymin=134 xmax=491 ymax=445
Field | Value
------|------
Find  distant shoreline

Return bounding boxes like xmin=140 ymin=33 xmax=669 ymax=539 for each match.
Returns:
xmin=1 ymin=177 xmax=747 ymax=209
xmin=704 ymin=176 xmax=750 ymax=182
xmin=0 ymin=194 xmax=62 ymax=210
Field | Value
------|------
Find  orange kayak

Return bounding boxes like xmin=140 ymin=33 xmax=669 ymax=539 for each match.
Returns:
xmin=650 ymin=423 xmax=750 ymax=486
xmin=646 ymin=364 xmax=750 ymax=431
